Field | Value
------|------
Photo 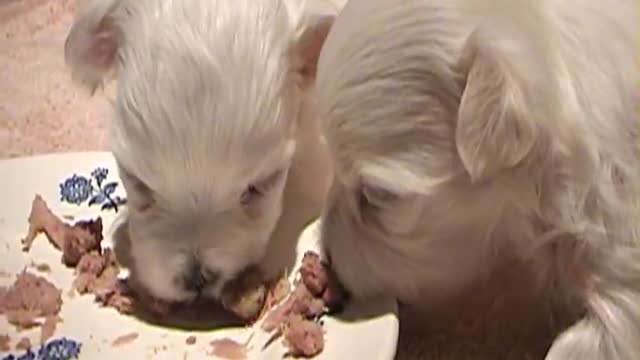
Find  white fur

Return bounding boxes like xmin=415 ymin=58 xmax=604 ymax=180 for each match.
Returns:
xmin=315 ymin=0 xmax=640 ymax=358
xmin=65 ymin=0 xmax=336 ymax=302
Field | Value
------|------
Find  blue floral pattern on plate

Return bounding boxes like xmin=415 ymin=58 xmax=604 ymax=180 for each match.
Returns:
xmin=1 ymin=337 xmax=81 ymax=360
xmin=59 ymin=167 xmax=126 ymax=212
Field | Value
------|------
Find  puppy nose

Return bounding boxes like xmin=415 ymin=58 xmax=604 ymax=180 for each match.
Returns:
xmin=183 ymin=260 xmax=207 ymax=293
xmin=182 ymin=259 xmax=222 ymax=293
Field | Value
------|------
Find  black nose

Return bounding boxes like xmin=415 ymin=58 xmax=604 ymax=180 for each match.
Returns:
xmin=183 ymin=260 xmax=207 ymax=293
xmin=182 ymin=259 xmax=222 ymax=293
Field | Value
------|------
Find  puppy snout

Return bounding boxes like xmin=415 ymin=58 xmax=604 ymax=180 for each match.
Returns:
xmin=182 ymin=259 xmax=220 ymax=293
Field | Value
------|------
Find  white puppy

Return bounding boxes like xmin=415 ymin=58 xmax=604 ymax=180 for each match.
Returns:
xmin=315 ymin=0 xmax=640 ymax=359
xmin=64 ymin=0 xmax=335 ymax=303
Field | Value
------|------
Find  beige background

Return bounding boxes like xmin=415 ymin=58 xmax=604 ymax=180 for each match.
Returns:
xmin=0 ymin=0 xmax=568 ymax=358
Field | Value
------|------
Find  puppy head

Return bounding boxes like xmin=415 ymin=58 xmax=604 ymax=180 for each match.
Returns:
xmin=316 ymin=0 xmax=559 ymax=302
xmin=65 ymin=0 xmax=333 ymax=302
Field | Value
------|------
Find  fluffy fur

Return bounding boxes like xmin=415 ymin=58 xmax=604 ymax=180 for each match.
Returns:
xmin=315 ymin=0 xmax=640 ymax=358
xmin=64 ymin=0 xmax=336 ymax=302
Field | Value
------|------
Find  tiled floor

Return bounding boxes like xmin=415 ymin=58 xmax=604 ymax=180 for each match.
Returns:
xmin=0 ymin=1 xmax=567 ymax=359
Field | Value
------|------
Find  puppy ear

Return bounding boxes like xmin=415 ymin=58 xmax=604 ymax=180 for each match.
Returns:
xmin=455 ymin=2 xmax=558 ymax=183
xmin=64 ymin=0 xmax=124 ymax=93
xmin=291 ymin=14 xmax=335 ymax=88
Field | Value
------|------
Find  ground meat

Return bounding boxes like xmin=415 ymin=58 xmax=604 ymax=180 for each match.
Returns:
xmin=0 ymin=335 xmax=10 ymax=352
xmin=15 ymin=337 xmax=31 ymax=351
xmin=282 ymin=316 xmax=324 ymax=358
xmin=259 ymin=251 xmax=348 ymax=358
xmin=0 ymin=271 xmax=62 ymax=329
xmin=220 ymin=267 xmax=267 ymax=322
xmin=299 ymin=252 xmax=328 ymax=296
xmin=185 ymin=336 xmax=197 ymax=345
xmin=208 ymin=338 xmax=247 ymax=360
xmin=30 ymin=262 xmax=51 ymax=273
xmin=111 ymin=332 xmax=139 ymax=347
xmin=261 ymin=284 xmax=324 ymax=332
xmin=40 ymin=316 xmax=59 ymax=343
xmin=22 ymin=195 xmax=103 ymax=267
xmin=93 ymin=279 xmax=135 ymax=314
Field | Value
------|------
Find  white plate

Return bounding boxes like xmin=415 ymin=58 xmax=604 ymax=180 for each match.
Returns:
xmin=0 ymin=152 xmax=398 ymax=360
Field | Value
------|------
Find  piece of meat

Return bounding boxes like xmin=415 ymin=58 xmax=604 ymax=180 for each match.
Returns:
xmin=299 ymin=252 xmax=328 ymax=296
xmin=220 ymin=267 xmax=267 ymax=322
xmin=257 ymin=274 xmax=291 ymax=320
xmin=15 ymin=337 xmax=31 ymax=351
xmin=186 ymin=336 xmax=197 ymax=345
xmin=76 ymin=250 xmax=108 ymax=276
xmin=261 ymin=283 xmax=325 ymax=332
xmin=209 ymin=338 xmax=247 ymax=360
xmin=94 ymin=279 xmax=136 ymax=314
xmin=5 ymin=310 xmax=40 ymax=329
xmin=269 ymin=275 xmax=291 ymax=306
xmin=0 ymin=335 xmax=10 ymax=352
xmin=0 ymin=271 xmax=62 ymax=329
xmin=111 ymin=332 xmax=139 ymax=347
xmin=40 ymin=316 xmax=59 ymax=343
xmin=282 ymin=316 xmax=324 ymax=358
xmin=62 ymin=218 xmax=104 ymax=266
xmin=31 ymin=262 xmax=51 ymax=273
xmin=22 ymin=195 xmax=104 ymax=267
xmin=22 ymin=195 xmax=67 ymax=251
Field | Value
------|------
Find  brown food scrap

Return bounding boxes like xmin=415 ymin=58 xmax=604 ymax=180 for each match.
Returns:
xmin=208 ymin=338 xmax=247 ymax=360
xmin=257 ymin=275 xmax=291 ymax=321
xmin=185 ymin=336 xmax=197 ymax=345
xmin=5 ymin=310 xmax=40 ymax=329
xmin=0 ymin=271 xmax=62 ymax=329
xmin=22 ymin=195 xmax=104 ymax=267
xmin=93 ymin=279 xmax=135 ymax=315
xmin=299 ymin=252 xmax=327 ymax=296
xmin=30 ymin=262 xmax=51 ymax=273
xmin=15 ymin=337 xmax=31 ymax=351
xmin=23 ymin=195 xmax=67 ymax=251
xmin=62 ymin=219 xmax=104 ymax=266
xmin=282 ymin=316 xmax=324 ymax=358
xmin=40 ymin=316 xmax=59 ymax=343
xmin=220 ymin=267 xmax=267 ymax=322
xmin=0 ymin=335 xmax=10 ymax=352
xmin=111 ymin=332 xmax=139 ymax=347
xmin=261 ymin=284 xmax=324 ymax=332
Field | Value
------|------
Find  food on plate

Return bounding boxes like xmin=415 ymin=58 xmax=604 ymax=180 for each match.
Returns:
xmin=209 ymin=338 xmax=248 ymax=360
xmin=111 ymin=332 xmax=139 ymax=347
xmin=220 ymin=267 xmax=267 ymax=322
xmin=259 ymin=251 xmax=348 ymax=358
xmin=23 ymin=195 xmax=103 ymax=266
xmin=15 ymin=337 xmax=31 ymax=351
xmin=0 ymin=271 xmax=62 ymax=330
xmin=21 ymin=195 xmax=141 ymax=316
xmin=30 ymin=262 xmax=51 ymax=273
xmin=282 ymin=315 xmax=324 ymax=357
xmin=17 ymin=195 xmax=350 ymax=359
xmin=40 ymin=316 xmax=59 ymax=343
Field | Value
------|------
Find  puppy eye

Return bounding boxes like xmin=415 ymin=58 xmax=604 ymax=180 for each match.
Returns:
xmin=359 ymin=184 xmax=399 ymax=210
xmin=240 ymin=169 xmax=284 ymax=205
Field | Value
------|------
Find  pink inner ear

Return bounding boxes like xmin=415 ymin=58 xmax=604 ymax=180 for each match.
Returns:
xmin=91 ymin=19 xmax=118 ymax=68
xmin=297 ymin=15 xmax=334 ymax=80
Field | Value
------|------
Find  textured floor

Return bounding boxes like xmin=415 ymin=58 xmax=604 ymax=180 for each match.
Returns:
xmin=0 ymin=1 xmax=569 ymax=358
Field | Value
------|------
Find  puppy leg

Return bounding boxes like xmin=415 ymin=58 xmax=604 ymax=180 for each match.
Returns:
xmin=546 ymin=243 xmax=640 ymax=360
